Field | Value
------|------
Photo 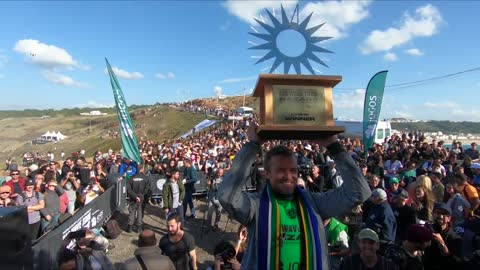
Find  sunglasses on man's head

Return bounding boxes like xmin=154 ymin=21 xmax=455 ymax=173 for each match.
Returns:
xmin=11 ymin=173 xmax=19 ymax=176
xmin=1 ymin=191 xmax=10 ymax=194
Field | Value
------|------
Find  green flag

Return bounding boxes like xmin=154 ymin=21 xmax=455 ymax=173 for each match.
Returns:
xmin=362 ymin=71 xmax=388 ymax=158
xmin=105 ymin=58 xmax=141 ymax=164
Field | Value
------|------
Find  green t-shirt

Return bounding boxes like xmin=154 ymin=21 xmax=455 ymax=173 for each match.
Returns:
xmin=276 ymin=198 xmax=302 ymax=270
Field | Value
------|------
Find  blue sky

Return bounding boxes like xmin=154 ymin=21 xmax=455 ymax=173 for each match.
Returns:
xmin=0 ymin=1 xmax=479 ymax=121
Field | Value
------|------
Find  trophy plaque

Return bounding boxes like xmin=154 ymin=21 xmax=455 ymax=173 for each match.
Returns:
xmin=252 ymin=74 xmax=345 ymax=140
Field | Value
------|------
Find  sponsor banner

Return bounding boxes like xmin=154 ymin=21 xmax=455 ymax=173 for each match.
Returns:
xmin=362 ymin=71 xmax=388 ymax=157
xmin=32 ymin=180 xmax=126 ymax=270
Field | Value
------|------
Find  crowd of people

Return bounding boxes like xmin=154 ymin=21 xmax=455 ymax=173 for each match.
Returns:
xmin=2 ymin=102 xmax=480 ymax=270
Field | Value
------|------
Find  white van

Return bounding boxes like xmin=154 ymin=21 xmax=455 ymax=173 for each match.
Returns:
xmin=236 ymin=106 xmax=254 ymax=117
xmin=335 ymin=120 xmax=392 ymax=144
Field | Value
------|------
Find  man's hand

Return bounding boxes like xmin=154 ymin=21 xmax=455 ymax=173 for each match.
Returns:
xmin=85 ymin=229 xmax=95 ymax=240
xmin=213 ymin=255 xmax=223 ymax=270
xmin=246 ymin=123 xmax=262 ymax=144
xmin=306 ymin=175 xmax=314 ymax=183
xmin=45 ymin=214 xmax=52 ymax=221
xmin=228 ymin=258 xmax=241 ymax=270
xmin=310 ymin=135 xmax=338 ymax=148
xmin=136 ymin=197 xmax=141 ymax=203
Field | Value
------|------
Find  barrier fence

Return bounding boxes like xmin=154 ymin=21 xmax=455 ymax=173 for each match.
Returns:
xmin=32 ymin=179 xmax=126 ymax=270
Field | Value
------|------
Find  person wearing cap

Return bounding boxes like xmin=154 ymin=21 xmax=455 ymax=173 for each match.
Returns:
xmin=339 ymin=228 xmax=398 ymax=270
xmin=40 ymin=179 xmax=61 ymax=233
xmin=395 ymin=224 xmax=433 ymax=270
xmin=120 ymin=229 xmax=175 ymax=270
xmin=423 ymin=203 xmax=463 ymax=269
xmin=366 ymin=188 xmax=397 ymax=244
xmin=16 ymin=178 xmax=45 ymax=239
xmin=387 ymin=177 xmax=404 ymax=205
xmin=469 ymin=162 xmax=480 ymax=189
xmin=392 ymin=189 xmax=416 ymax=243
xmin=0 ymin=185 xmax=17 ymax=207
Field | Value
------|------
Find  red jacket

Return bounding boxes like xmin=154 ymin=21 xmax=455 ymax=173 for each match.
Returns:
xmin=4 ymin=178 xmax=26 ymax=198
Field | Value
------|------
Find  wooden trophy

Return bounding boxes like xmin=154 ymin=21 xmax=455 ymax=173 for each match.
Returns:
xmin=252 ymin=74 xmax=345 ymax=140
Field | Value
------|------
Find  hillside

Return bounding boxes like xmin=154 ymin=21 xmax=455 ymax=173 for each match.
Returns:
xmin=0 ymin=106 xmax=205 ymax=163
xmin=391 ymin=121 xmax=480 ymax=134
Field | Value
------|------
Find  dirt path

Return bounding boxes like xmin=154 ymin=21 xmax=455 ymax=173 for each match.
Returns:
xmin=107 ymin=198 xmax=241 ymax=269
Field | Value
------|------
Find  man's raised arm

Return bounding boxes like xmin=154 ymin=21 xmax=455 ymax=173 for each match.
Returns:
xmin=218 ymin=126 xmax=261 ymax=225
xmin=310 ymin=140 xmax=371 ymax=218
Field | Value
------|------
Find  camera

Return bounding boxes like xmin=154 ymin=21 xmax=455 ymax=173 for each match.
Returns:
xmin=213 ymin=241 xmax=237 ymax=270
xmin=328 ymin=244 xmax=341 ymax=253
xmin=298 ymin=164 xmax=311 ymax=177
xmin=219 ymin=245 xmax=236 ymax=262
xmin=426 ymin=222 xmax=442 ymax=233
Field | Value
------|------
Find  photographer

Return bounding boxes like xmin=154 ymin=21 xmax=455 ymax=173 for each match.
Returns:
xmin=81 ymin=178 xmax=105 ymax=205
xmin=423 ymin=203 xmax=463 ymax=270
xmin=60 ymin=172 xmax=80 ymax=215
xmin=58 ymin=229 xmax=114 ymax=270
xmin=207 ymin=240 xmax=241 ymax=270
xmin=305 ymin=165 xmax=325 ymax=193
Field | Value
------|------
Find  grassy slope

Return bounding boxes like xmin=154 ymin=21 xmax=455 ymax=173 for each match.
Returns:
xmin=0 ymin=106 xmax=205 ymax=163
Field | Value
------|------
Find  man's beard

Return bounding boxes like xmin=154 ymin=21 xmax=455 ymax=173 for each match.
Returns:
xmin=169 ymin=227 xmax=179 ymax=236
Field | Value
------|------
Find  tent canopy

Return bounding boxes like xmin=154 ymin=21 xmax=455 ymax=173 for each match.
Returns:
xmin=179 ymin=119 xmax=217 ymax=139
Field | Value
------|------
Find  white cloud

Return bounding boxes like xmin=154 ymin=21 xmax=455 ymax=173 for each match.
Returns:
xmin=214 ymin=86 xmax=223 ymax=97
xmin=405 ymin=48 xmax=424 ymax=56
xmin=360 ymin=4 xmax=442 ymax=54
xmin=334 ymin=89 xmax=365 ymax=109
xmin=223 ymin=0 xmax=298 ymax=24
xmin=392 ymin=110 xmax=413 ymax=118
xmin=155 ymin=72 xmax=175 ymax=79
xmin=75 ymin=100 xmax=114 ymax=108
xmin=105 ymin=66 xmax=144 ymax=80
xmin=424 ymin=101 xmax=459 ymax=109
xmin=42 ymin=70 xmax=89 ymax=88
xmin=218 ymin=76 xmax=257 ymax=84
xmin=301 ymin=1 xmax=371 ymax=39
xmin=155 ymin=73 xmax=166 ymax=79
xmin=14 ymin=39 xmax=85 ymax=69
xmin=224 ymin=1 xmax=371 ymax=40
xmin=450 ymin=109 xmax=480 ymax=121
xmin=383 ymin=52 xmax=398 ymax=61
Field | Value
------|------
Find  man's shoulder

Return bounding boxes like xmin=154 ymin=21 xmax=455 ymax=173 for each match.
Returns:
xmin=182 ymin=231 xmax=195 ymax=242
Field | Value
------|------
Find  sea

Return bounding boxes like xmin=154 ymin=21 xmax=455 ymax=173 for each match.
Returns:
xmin=443 ymin=144 xmax=471 ymax=150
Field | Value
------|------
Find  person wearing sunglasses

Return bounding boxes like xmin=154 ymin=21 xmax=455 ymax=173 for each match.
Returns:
xmin=0 ymin=185 xmax=17 ymax=207
xmin=3 ymin=169 xmax=26 ymax=199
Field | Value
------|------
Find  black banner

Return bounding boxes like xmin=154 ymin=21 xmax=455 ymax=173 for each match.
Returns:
xmin=32 ymin=180 xmax=126 ymax=270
